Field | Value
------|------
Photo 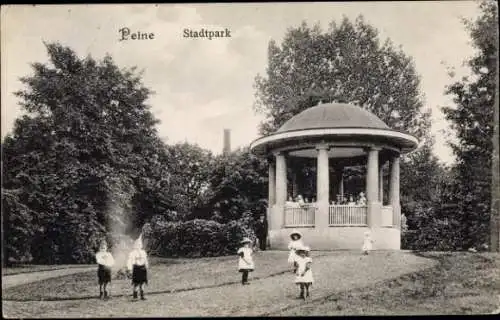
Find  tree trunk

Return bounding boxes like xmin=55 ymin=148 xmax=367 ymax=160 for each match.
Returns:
xmin=491 ymin=46 xmax=500 ymax=252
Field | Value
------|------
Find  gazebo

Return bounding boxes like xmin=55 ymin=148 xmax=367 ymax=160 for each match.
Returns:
xmin=249 ymin=102 xmax=418 ymax=250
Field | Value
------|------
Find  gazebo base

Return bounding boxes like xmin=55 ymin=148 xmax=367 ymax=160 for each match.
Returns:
xmin=269 ymin=227 xmax=401 ymax=250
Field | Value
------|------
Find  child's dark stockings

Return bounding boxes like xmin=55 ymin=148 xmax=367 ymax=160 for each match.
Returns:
xmin=99 ymin=284 xmax=109 ymax=299
xmin=241 ymin=270 xmax=249 ymax=284
xmin=299 ymin=283 xmax=305 ymax=299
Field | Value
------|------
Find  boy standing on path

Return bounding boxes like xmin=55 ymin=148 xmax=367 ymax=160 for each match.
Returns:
xmin=96 ymin=241 xmax=115 ymax=300
xmin=127 ymin=236 xmax=149 ymax=300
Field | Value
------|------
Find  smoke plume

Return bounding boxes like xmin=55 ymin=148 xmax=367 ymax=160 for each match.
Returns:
xmin=105 ymin=175 xmax=136 ymax=273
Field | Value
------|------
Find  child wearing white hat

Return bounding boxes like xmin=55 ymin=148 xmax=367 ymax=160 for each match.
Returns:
xmin=96 ymin=240 xmax=115 ymax=300
xmin=127 ymin=236 xmax=149 ymax=300
xmin=237 ymin=237 xmax=255 ymax=285
xmin=362 ymin=230 xmax=375 ymax=255
xmin=287 ymin=230 xmax=304 ymax=273
xmin=295 ymin=244 xmax=313 ymax=300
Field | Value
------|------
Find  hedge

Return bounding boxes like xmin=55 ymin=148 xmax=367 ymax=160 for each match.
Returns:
xmin=144 ymin=215 xmax=257 ymax=258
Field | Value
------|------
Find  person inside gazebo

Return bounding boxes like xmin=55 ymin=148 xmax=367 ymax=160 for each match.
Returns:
xmin=347 ymin=195 xmax=356 ymax=206
xmin=357 ymin=192 xmax=367 ymax=205
xmin=286 ymin=196 xmax=297 ymax=207
xmin=296 ymin=195 xmax=305 ymax=207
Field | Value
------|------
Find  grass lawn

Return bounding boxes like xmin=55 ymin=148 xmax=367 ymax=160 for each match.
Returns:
xmin=276 ymin=252 xmax=500 ymax=316
xmin=2 ymin=251 xmax=499 ymax=317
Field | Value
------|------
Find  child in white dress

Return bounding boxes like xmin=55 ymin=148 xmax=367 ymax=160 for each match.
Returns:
xmin=357 ymin=192 xmax=367 ymax=205
xmin=127 ymin=237 xmax=149 ymax=300
xmin=237 ymin=237 xmax=255 ymax=285
xmin=295 ymin=245 xmax=313 ymax=300
xmin=362 ymin=230 xmax=375 ymax=255
xmin=96 ymin=241 xmax=115 ymax=300
xmin=287 ymin=230 xmax=304 ymax=273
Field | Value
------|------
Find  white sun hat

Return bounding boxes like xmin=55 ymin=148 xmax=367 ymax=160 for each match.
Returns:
xmin=240 ymin=237 xmax=252 ymax=244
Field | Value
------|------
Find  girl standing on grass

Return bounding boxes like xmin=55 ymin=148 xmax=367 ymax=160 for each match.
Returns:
xmin=96 ymin=241 xmax=115 ymax=300
xmin=362 ymin=230 xmax=375 ymax=255
xmin=294 ymin=245 xmax=313 ymax=300
xmin=287 ymin=230 xmax=304 ymax=273
xmin=127 ymin=237 xmax=149 ymax=300
xmin=237 ymin=237 xmax=255 ymax=285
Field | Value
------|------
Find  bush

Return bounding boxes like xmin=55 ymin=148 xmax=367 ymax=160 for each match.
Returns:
xmin=401 ymin=204 xmax=461 ymax=251
xmin=145 ymin=215 xmax=257 ymax=258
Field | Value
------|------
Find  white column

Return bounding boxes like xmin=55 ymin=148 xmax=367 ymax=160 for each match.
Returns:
xmin=268 ymin=160 xmax=276 ymax=231
xmin=268 ymin=160 xmax=276 ymax=206
xmin=316 ymin=144 xmax=330 ymax=228
xmin=379 ymin=161 xmax=384 ymax=204
xmin=274 ymin=152 xmax=287 ymax=229
xmin=366 ymin=147 xmax=381 ymax=227
xmin=389 ymin=155 xmax=401 ymax=228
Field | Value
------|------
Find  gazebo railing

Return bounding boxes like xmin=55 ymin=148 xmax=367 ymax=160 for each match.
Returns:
xmin=284 ymin=205 xmax=316 ymax=227
xmin=329 ymin=205 xmax=367 ymax=226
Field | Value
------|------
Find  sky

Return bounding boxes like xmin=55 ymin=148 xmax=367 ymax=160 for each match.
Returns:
xmin=1 ymin=2 xmax=482 ymax=164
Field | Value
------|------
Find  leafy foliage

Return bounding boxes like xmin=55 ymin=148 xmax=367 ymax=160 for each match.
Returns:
xmin=254 ymin=17 xmax=430 ymax=139
xmin=165 ymin=142 xmax=215 ymax=219
xmin=442 ymin=0 xmax=498 ymax=249
xmin=2 ymin=189 xmax=36 ymax=265
xmin=2 ymin=42 xmax=171 ymax=263
xmin=144 ymin=215 xmax=256 ymax=258
xmin=205 ymin=147 xmax=269 ymax=223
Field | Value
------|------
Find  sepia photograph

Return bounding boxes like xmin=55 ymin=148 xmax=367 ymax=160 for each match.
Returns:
xmin=1 ymin=1 xmax=499 ymax=317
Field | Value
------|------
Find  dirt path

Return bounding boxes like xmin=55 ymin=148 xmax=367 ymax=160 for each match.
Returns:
xmin=2 ymin=267 xmax=95 ymax=290
xmin=2 ymin=252 xmax=436 ymax=317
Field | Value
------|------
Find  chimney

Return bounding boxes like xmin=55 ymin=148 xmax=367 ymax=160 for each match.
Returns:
xmin=223 ymin=129 xmax=231 ymax=155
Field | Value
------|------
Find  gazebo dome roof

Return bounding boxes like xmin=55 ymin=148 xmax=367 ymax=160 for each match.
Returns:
xmin=249 ymin=102 xmax=419 ymax=156
xmin=278 ymin=103 xmax=390 ymax=133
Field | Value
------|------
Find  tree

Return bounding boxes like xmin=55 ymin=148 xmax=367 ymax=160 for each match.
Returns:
xmin=2 ymin=42 xmax=170 ymax=263
xmin=442 ymin=0 xmax=498 ymax=250
xmin=400 ymin=139 xmax=446 ymax=206
xmin=399 ymin=140 xmax=461 ymax=250
xmin=254 ymin=16 xmax=431 ymax=140
xmin=164 ymin=142 xmax=215 ymax=218
xmin=205 ymin=147 xmax=269 ymax=223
